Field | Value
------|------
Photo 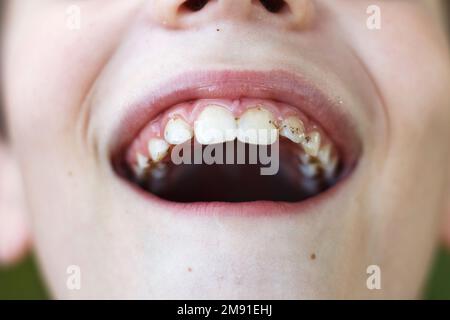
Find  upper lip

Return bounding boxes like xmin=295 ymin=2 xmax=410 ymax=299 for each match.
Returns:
xmin=110 ymin=70 xmax=361 ymax=171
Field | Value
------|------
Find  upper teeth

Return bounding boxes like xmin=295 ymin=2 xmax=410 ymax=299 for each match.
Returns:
xmin=237 ymin=107 xmax=278 ymax=145
xmin=133 ymin=152 xmax=150 ymax=179
xmin=148 ymin=138 xmax=170 ymax=162
xmin=135 ymin=104 xmax=340 ymax=180
xmin=280 ymin=116 xmax=305 ymax=144
xmin=137 ymin=152 xmax=149 ymax=169
xmin=301 ymin=131 xmax=321 ymax=157
xmin=194 ymin=105 xmax=237 ymax=145
xmin=164 ymin=117 xmax=194 ymax=145
xmin=324 ymin=156 xmax=338 ymax=179
xmin=318 ymin=143 xmax=331 ymax=164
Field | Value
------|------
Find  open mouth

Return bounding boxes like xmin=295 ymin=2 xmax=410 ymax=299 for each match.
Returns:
xmin=112 ymin=71 xmax=360 ymax=208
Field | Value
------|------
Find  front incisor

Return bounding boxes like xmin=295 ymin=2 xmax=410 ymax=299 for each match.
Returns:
xmin=194 ymin=105 xmax=237 ymax=145
xmin=237 ymin=107 xmax=279 ymax=145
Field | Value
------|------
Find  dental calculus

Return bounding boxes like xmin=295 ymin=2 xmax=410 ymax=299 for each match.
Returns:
xmin=133 ymin=102 xmax=339 ymax=182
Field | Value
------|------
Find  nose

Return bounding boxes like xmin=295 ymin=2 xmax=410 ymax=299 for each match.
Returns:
xmin=147 ymin=0 xmax=315 ymax=30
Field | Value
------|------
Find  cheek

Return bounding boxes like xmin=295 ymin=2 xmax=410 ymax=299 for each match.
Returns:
xmin=333 ymin=1 xmax=450 ymax=281
xmin=321 ymin=1 xmax=450 ymax=146
xmin=335 ymin=1 xmax=450 ymax=160
xmin=352 ymin=3 xmax=450 ymax=129
xmin=2 ymin=2 xmax=138 ymax=151
xmin=370 ymin=14 xmax=450 ymax=165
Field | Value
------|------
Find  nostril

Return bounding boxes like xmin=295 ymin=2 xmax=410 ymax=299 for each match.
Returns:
xmin=182 ymin=0 xmax=209 ymax=12
xmin=259 ymin=0 xmax=287 ymax=13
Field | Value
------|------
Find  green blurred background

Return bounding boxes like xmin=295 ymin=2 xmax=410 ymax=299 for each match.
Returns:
xmin=0 ymin=248 xmax=450 ymax=299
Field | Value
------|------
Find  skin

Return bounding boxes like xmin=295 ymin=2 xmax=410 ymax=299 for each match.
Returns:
xmin=1 ymin=0 xmax=450 ymax=299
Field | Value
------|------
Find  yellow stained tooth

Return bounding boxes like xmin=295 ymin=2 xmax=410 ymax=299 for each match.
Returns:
xmin=148 ymin=138 xmax=170 ymax=162
xmin=237 ymin=107 xmax=278 ymax=145
xmin=325 ymin=156 xmax=338 ymax=179
xmin=318 ymin=144 xmax=332 ymax=164
xmin=302 ymin=131 xmax=321 ymax=157
xmin=280 ymin=116 xmax=305 ymax=143
xmin=194 ymin=105 xmax=237 ymax=145
xmin=164 ymin=117 xmax=193 ymax=145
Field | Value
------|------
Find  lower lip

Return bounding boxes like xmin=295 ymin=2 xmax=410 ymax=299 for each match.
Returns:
xmin=121 ymin=168 xmax=352 ymax=216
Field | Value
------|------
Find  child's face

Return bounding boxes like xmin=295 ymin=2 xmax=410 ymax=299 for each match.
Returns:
xmin=1 ymin=0 xmax=450 ymax=299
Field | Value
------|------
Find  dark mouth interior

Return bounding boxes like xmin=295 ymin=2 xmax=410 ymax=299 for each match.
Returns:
xmin=122 ymin=139 xmax=342 ymax=203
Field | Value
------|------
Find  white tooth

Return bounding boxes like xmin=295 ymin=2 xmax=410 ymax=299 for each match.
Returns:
xmin=164 ymin=117 xmax=193 ymax=145
xmin=300 ymin=162 xmax=320 ymax=178
xmin=318 ymin=144 xmax=332 ymax=164
xmin=237 ymin=107 xmax=278 ymax=145
xmin=148 ymin=138 xmax=170 ymax=162
xmin=134 ymin=153 xmax=149 ymax=180
xmin=137 ymin=152 xmax=149 ymax=169
xmin=194 ymin=105 xmax=237 ymax=145
xmin=299 ymin=152 xmax=312 ymax=164
xmin=302 ymin=131 xmax=321 ymax=157
xmin=324 ymin=155 xmax=338 ymax=179
xmin=280 ymin=116 xmax=305 ymax=143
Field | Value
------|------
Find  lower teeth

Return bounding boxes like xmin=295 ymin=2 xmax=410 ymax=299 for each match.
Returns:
xmin=128 ymin=138 xmax=340 ymax=203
